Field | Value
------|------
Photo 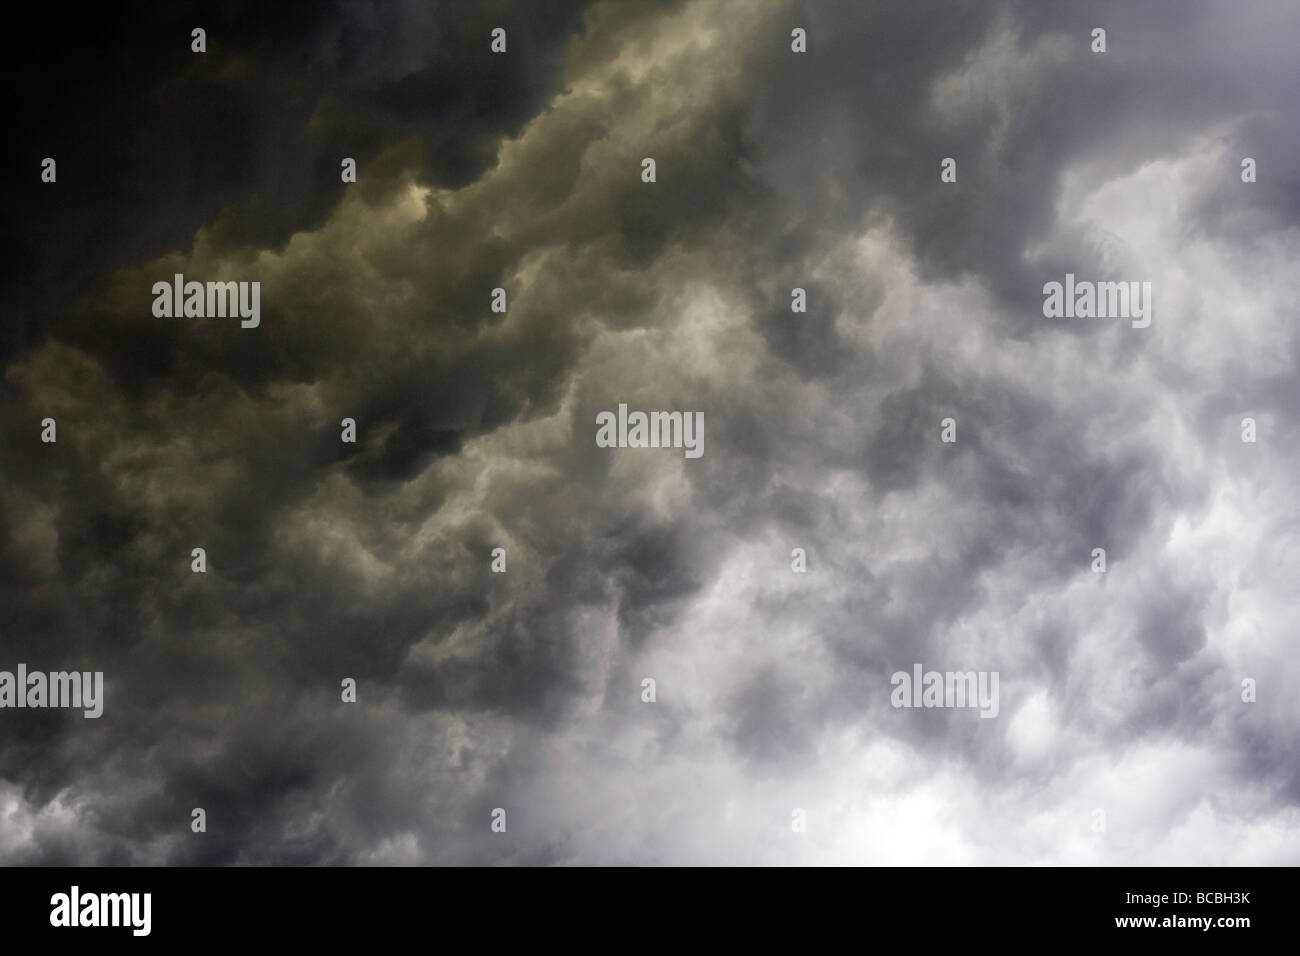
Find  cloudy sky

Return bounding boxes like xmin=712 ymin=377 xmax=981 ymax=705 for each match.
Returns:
xmin=2 ymin=0 xmax=1298 ymax=865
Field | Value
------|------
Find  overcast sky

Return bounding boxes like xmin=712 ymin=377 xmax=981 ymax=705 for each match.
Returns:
xmin=1 ymin=0 xmax=1298 ymax=865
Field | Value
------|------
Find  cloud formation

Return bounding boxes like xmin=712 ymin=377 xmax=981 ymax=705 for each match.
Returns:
xmin=1 ymin=0 xmax=1298 ymax=864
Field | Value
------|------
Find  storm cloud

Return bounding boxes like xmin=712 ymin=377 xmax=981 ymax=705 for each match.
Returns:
xmin=1 ymin=0 xmax=1297 ymax=865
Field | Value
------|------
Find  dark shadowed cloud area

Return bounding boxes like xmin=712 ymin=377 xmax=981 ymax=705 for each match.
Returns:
xmin=1 ymin=0 xmax=1297 ymax=864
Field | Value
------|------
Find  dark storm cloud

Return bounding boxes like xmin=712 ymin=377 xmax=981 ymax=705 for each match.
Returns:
xmin=0 ymin=0 xmax=593 ymax=374
xmin=2 ymin=0 xmax=1298 ymax=865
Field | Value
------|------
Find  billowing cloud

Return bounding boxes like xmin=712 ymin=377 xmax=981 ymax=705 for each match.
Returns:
xmin=1 ymin=0 xmax=1297 ymax=865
